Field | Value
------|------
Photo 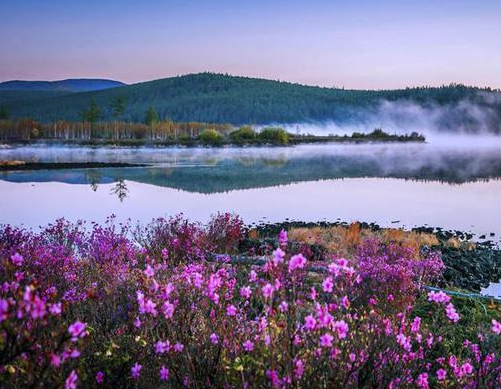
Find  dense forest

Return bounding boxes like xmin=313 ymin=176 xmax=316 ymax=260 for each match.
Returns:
xmin=0 ymin=73 xmax=500 ymax=131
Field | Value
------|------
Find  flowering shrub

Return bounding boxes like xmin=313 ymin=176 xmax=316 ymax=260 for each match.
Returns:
xmin=0 ymin=218 xmax=500 ymax=388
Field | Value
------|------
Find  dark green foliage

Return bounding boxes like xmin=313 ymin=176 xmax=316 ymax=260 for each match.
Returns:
xmin=2 ymin=73 xmax=501 ymax=130
xmin=144 ymin=106 xmax=159 ymax=125
xmin=0 ymin=106 xmax=9 ymax=120
xmin=258 ymin=127 xmax=289 ymax=144
xmin=199 ymin=128 xmax=223 ymax=145
xmin=81 ymin=99 xmax=101 ymax=124
xmin=111 ymin=95 xmax=126 ymax=119
xmin=229 ymin=126 xmax=256 ymax=143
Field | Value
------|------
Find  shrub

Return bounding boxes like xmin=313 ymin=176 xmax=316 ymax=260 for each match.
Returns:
xmin=258 ymin=127 xmax=289 ymax=145
xmin=1 ymin=219 xmax=500 ymax=388
xmin=229 ymin=126 xmax=256 ymax=143
xmin=199 ymin=128 xmax=224 ymax=145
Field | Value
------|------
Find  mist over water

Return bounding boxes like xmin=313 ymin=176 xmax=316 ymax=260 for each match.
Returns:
xmin=277 ymin=97 xmax=501 ymax=138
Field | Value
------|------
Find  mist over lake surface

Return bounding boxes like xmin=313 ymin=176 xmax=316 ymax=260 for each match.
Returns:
xmin=1 ymin=135 xmax=501 ymax=240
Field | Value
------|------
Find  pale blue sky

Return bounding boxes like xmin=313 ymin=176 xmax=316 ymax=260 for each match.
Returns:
xmin=0 ymin=0 xmax=500 ymax=88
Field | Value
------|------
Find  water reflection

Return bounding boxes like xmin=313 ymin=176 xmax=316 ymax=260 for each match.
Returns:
xmin=110 ymin=180 xmax=128 ymax=202
xmin=2 ymin=142 xmax=501 ymax=193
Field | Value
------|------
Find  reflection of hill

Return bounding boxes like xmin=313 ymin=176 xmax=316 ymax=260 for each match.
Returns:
xmin=2 ymin=153 xmax=501 ymax=193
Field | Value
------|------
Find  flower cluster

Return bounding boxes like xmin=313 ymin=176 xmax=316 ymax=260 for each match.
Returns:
xmin=0 ymin=217 xmax=500 ymax=388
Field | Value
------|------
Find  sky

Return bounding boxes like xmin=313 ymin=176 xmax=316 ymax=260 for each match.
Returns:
xmin=0 ymin=0 xmax=500 ymax=89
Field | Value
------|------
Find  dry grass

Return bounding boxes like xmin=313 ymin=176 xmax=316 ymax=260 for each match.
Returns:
xmin=289 ymin=223 xmax=441 ymax=258
xmin=0 ymin=160 xmax=25 ymax=167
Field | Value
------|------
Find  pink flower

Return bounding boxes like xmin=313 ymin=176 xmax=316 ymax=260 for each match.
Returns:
xmin=226 ymin=304 xmax=237 ymax=316
xmin=210 ymin=333 xmax=219 ymax=345
xmin=159 ymin=365 xmax=169 ymax=381
xmin=50 ymin=353 xmax=61 ymax=367
xmin=144 ymin=264 xmax=155 ymax=278
xmin=333 ymin=320 xmax=349 ymax=339
xmin=445 ymin=303 xmax=460 ymax=323
xmin=173 ymin=342 xmax=184 ymax=352
xmin=416 ymin=372 xmax=428 ymax=389
xmin=161 ymin=248 xmax=169 ymax=258
xmin=96 ymin=371 xmax=104 ymax=384
xmin=278 ymin=229 xmax=288 ymax=247
xmin=262 ymin=283 xmax=274 ymax=299
xmin=319 ymin=333 xmax=333 ymax=347
xmin=427 ymin=290 xmax=451 ymax=304
xmin=267 ymin=370 xmax=280 ymax=388
xmin=272 ymin=248 xmax=285 ymax=265
xmin=492 ymin=319 xmax=501 ymax=335
xmin=49 ymin=303 xmax=62 ymax=315
xmin=243 ymin=340 xmax=254 ymax=352
xmin=411 ymin=317 xmax=421 ymax=333
xmin=304 ymin=315 xmax=316 ymax=331
xmin=460 ymin=362 xmax=473 ymax=375
xmin=294 ymin=359 xmax=304 ymax=378
xmin=131 ymin=363 xmax=141 ymax=379
xmin=0 ymin=299 xmax=9 ymax=322
xmin=163 ymin=301 xmax=174 ymax=319
xmin=240 ymin=286 xmax=252 ymax=299
xmin=65 ymin=370 xmax=78 ymax=389
xmin=288 ymin=254 xmax=306 ymax=272
xmin=396 ymin=333 xmax=412 ymax=351
xmin=11 ymin=253 xmax=23 ymax=266
xmin=279 ymin=301 xmax=288 ymax=312
xmin=68 ymin=321 xmax=87 ymax=341
xmin=436 ymin=368 xmax=447 ymax=380
xmin=155 ymin=340 xmax=170 ymax=354
xmin=322 ymin=277 xmax=333 ymax=293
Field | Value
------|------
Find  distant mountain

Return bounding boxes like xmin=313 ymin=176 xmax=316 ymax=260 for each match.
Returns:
xmin=0 ymin=78 xmax=126 ymax=92
xmin=1 ymin=73 xmax=500 ymax=133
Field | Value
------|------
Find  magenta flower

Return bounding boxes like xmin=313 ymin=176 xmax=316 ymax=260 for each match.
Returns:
xmin=322 ymin=277 xmax=333 ymax=293
xmin=445 ymin=303 xmax=460 ymax=323
xmin=288 ymin=254 xmax=306 ymax=272
xmin=163 ymin=300 xmax=174 ymax=319
xmin=427 ymin=290 xmax=451 ymax=304
xmin=210 ymin=333 xmax=219 ymax=345
xmin=436 ymin=368 xmax=447 ymax=380
xmin=68 ymin=321 xmax=87 ymax=341
xmin=333 ymin=320 xmax=349 ymax=339
xmin=262 ymin=283 xmax=274 ymax=299
xmin=304 ymin=315 xmax=317 ymax=331
xmin=65 ymin=370 xmax=78 ymax=389
xmin=155 ymin=340 xmax=170 ymax=354
xmin=49 ymin=302 xmax=62 ymax=315
xmin=416 ymin=372 xmax=429 ymax=389
xmin=278 ymin=229 xmax=288 ymax=247
xmin=294 ymin=359 xmax=304 ymax=378
xmin=492 ymin=319 xmax=501 ymax=335
xmin=272 ymin=248 xmax=285 ymax=265
xmin=243 ymin=340 xmax=254 ymax=352
xmin=11 ymin=253 xmax=23 ymax=266
xmin=0 ymin=299 xmax=8 ymax=322
xmin=144 ymin=264 xmax=154 ymax=278
xmin=95 ymin=371 xmax=104 ymax=384
xmin=173 ymin=342 xmax=184 ymax=352
xmin=159 ymin=365 xmax=169 ymax=381
xmin=226 ymin=304 xmax=237 ymax=316
xmin=240 ymin=286 xmax=252 ymax=299
xmin=319 ymin=333 xmax=333 ymax=347
xmin=131 ymin=363 xmax=142 ymax=379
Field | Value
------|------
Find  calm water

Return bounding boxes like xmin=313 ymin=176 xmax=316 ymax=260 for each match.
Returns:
xmin=1 ymin=138 xmax=500 ymax=296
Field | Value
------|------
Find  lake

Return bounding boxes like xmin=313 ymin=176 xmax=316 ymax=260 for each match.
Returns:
xmin=1 ymin=137 xmax=501 ymax=296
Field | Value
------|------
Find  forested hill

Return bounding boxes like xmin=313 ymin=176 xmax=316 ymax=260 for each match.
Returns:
xmin=0 ymin=79 xmax=125 ymax=92
xmin=1 ymin=73 xmax=500 ymax=131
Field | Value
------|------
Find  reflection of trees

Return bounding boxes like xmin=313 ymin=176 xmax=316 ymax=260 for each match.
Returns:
xmin=84 ymin=169 xmax=102 ymax=192
xmin=110 ymin=179 xmax=129 ymax=202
